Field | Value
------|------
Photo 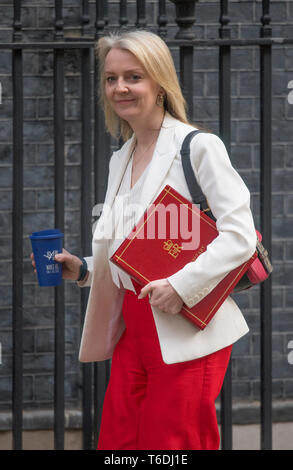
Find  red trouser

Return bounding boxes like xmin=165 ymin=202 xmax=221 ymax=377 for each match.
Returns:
xmin=97 ymin=281 xmax=232 ymax=450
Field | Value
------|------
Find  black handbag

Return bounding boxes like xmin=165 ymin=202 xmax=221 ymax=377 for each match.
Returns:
xmin=180 ymin=130 xmax=273 ymax=293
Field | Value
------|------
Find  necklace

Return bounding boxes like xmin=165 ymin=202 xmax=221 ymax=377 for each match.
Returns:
xmin=132 ymin=133 xmax=159 ymax=167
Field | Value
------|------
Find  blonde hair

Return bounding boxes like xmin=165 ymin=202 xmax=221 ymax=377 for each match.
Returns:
xmin=96 ymin=30 xmax=189 ymax=141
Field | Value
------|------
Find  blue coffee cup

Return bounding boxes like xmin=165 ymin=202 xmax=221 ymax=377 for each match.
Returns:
xmin=30 ymin=229 xmax=64 ymax=287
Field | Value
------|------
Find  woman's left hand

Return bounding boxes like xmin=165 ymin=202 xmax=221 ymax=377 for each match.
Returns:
xmin=138 ymin=279 xmax=183 ymax=315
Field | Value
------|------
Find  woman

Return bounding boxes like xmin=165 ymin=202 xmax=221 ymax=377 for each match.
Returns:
xmin=32 ymin=30 xmax=256 ymax=450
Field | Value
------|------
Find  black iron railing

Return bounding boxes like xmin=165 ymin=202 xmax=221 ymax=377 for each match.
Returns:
xmin=1 ymin=0 xmax=286 ymax=450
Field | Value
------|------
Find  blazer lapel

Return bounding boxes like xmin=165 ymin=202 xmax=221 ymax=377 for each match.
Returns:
xmin=94 ymin=113 xmax=178 ymax=240
xmin=134 ymin=113 xmax=178 ymax=223
xmin=105 ymin=135 xmax=136 ymax=209
xmin=93 ymin=135 xmax=135 ymax=242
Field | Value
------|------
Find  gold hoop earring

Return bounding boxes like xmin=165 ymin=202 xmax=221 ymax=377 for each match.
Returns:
xmin=156 ymin=94 xmax=165 ymax=108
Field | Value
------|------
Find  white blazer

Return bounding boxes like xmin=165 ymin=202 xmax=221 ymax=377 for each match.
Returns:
xmin=78 ymin=112 xmax=257 ymax=364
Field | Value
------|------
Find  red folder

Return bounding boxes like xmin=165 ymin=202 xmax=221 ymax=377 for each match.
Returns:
xmin=110 ymin=185 xmax=257 ymax=330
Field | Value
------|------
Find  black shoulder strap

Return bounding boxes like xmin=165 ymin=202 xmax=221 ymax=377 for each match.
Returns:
xmin=180 ymin=130 xmax=216 ymax=222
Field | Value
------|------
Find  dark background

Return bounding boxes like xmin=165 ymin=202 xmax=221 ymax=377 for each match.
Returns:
xmin=0 ymin=0 xmax=293 ymax=431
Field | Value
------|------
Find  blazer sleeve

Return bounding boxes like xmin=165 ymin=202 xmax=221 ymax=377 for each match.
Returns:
xmin=167 ymin=132 xmax=257 ymax=308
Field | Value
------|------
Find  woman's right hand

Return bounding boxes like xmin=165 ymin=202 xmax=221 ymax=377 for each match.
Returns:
xmin=30 ymin=248 xmax=83 ymax=281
